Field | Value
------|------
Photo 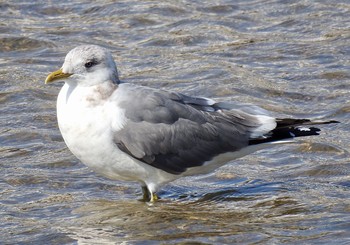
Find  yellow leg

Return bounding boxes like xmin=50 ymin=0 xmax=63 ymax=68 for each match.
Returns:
xmin=141 ymin=186 xmax=159 ymax=202
xmin=150 ymin=192 xmax=159 ymax=202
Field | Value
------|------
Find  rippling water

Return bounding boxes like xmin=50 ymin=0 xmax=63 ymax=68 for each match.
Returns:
xmin=1 ymin=0 xmax=349 ymax=244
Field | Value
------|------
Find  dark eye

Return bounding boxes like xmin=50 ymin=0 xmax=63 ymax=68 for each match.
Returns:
xmin=84 ymin=61 xmax=94 ymax=68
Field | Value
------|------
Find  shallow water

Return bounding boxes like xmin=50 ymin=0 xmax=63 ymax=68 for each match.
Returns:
xmin=1 ymin=0 xmax=350 ymax=244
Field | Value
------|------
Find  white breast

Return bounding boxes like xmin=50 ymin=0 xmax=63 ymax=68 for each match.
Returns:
xmin=56 ymin=83 xmax=135 ymax=180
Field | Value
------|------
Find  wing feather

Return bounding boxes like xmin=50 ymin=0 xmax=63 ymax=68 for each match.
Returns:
xmin=113 ymin=84 xmax=265 ymax=174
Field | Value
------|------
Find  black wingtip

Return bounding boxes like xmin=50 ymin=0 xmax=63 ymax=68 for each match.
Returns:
xmin=291 ymin=126 xmax=321 ymax=137
xmin=326 ymin=120 xmax=340 ymax=124
xmin=249 ymin=118 xmax=339 ymax=145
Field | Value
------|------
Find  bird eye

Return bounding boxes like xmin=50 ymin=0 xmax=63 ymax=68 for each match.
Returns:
xmin=84 ymin=61 xmax=94 ymax=68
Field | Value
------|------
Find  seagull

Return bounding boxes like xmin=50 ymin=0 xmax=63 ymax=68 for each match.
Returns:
xmin=45 ymin=45 xmax=338 ymax=202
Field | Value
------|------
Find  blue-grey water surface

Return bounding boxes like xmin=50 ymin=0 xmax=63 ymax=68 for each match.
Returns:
xmin=1 ymin=0 xmax=350 ymax=244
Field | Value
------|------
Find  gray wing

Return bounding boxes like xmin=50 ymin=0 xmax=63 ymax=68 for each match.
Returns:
xmin=113 ymin=84 xmax=264 ymax=175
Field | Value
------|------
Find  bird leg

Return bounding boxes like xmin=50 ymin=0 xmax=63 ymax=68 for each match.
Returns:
xmin=141 ymin=186 xmax=159 ymax=202
xmin=150 ymin=192 xmax=159 ymax=202
xmin=141 ymin=186 xmax=150 ymax=201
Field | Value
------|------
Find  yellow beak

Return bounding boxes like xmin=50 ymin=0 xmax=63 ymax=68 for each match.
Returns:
xmin=45 ymin=68 xmax=72 ymax=84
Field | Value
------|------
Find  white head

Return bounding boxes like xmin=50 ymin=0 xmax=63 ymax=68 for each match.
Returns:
xmin=45 ymin=45 xmax=120 ymax=86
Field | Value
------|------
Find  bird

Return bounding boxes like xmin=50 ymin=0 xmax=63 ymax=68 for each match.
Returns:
xmin=45 ymin=45 xmax=338 ymax=202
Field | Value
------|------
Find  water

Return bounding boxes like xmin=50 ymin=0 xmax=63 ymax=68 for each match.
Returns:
xmin=1 ymin=0 xmax=349 ymax=244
